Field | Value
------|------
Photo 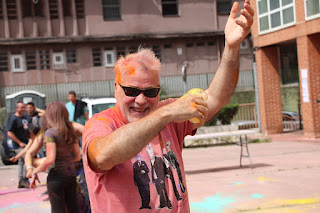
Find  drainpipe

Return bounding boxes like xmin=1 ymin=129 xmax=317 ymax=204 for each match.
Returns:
xmin=253 ymin=48 xmax=261 ymax=133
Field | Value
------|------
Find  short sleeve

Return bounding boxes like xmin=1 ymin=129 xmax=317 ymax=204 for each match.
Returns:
xmin=44 ymin=128 xmax=58 ymax=144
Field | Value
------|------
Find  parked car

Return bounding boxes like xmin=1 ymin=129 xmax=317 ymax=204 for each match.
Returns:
xmin=282 ymin=111 xmax=303 ymax=130
xmin=81 ymin=97 xmax=117 ymax=119
xmin=232 ymin=111 xmax=303 ymax=130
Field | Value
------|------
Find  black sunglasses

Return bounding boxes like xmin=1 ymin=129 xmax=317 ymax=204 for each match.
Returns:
xmin=118 ymin=83 xmax=160 ymax=98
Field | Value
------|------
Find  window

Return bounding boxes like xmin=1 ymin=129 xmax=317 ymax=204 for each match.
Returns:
xmin=92 ymin=48 xmax=102 ymax=66
xmin=305 ymin=0 xmax=320 ymax=20
xmin=7 ymin=0 xmax=17 ymax=19
xmin=116 ymin=47 xmax=125 ymax=59
xmin=257 ymin=0 xmax=295 ymax=34
xmin=208 ymin=41 xmax=215 ymax=46
xmin=240 ymin=39 xmax=249 ymax=50
xmin=11 ymin=55 xmax=25 ymax=72
xmin=52 ymin=52 xmax=66 ymax=69
xmin=162 ymin=0 xmax=178 ymax=16
xmin=104 ymin=50 xmax=115 ymax=67
xmin=279 ymin=45 xmax=299 ymax=84
xmin=75 ymin=0 xmax=85 ymax=18
xmin=196 ymin=42 xmax=205 ymax=47
xmin=217 ymin=0 xmax=232 ymax=15
xmin=102 ymin=0 xmax=121 ymax=21
xmin=49 ymin=0 xmax=59 ymax=19
xmin=62 ymin=0 xmax=72 ymax=17
xmin=152 ymin=46 xmax=161 ymax=61
xmin=53 ymin=53 xmax=64 ymax=65
xmin=0 ymin=52 xmax=8 ymax=72
xmin=22 ymin=0 xmax=44 ymax=17
xmin=0 ymin=2 xmax=3 ymax=19
xmin=164 ymin=44 xmax=172 ymax=48
xmin=66 ymin=49 xmax=77 ymax=63
xmin=129 ymin=46 xmax=138 ymax=53
xmin=39 ymin=50 xmax=50 ymax=70
xmin=186 ymin=43 xmax=193 ymax=48
xmin=26 ymin=50 xmax=36 ymax=70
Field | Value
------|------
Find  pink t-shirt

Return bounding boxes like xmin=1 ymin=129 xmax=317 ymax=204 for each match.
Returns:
xmin=83 ymin=99 xmax=196 ymax=213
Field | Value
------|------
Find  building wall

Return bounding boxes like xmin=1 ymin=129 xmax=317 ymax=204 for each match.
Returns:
xmin=251 ymin=0 xmax=320 ymax=137
xmin=0 ymin=0 xmax=254 ymax=108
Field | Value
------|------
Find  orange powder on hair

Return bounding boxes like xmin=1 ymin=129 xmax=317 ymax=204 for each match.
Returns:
xmin=115 ymin=67 xmax=122 ymax=84
xmin=126 ymin=66 xmax=135 ymax=75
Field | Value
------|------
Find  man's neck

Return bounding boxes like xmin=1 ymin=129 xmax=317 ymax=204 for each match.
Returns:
xmin=15 ymin=112 xmax=23 ymax=117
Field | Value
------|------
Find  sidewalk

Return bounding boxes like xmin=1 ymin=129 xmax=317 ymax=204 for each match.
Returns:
xmin=184 ymin=131 xmax=320 ymax=213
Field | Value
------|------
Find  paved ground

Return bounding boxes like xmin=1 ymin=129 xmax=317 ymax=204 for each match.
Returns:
xmin=185 ymin=131 xmax=320 ymax=213
xmin=1 ymin=131 xmax=320 ymax=213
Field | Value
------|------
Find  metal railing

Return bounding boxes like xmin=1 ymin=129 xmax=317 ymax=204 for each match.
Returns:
xmin=232 ymin=103 xmax=258 ymax=129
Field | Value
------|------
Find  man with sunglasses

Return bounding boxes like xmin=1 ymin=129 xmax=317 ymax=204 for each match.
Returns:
xmin=83 ymin=1 xmax=254 ymax=212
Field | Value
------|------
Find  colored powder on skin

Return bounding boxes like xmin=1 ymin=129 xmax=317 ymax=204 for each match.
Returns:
xmin=190 ymin=193 xmax=236 ymax=213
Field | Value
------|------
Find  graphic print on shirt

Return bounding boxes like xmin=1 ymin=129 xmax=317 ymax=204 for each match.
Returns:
xmin=22 ymin=119 xmax=29 ymax=129
xmin=133 ymin=154 xmax=151 ymax=210
xmin=165 ymin=141 xmax=186 ymax=193
xmin=146 ymin=144 xmax=173 ymax=210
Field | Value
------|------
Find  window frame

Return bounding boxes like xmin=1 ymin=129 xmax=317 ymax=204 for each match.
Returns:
xmin=217 ymin=0 xmax=232 ymax=15
xmin=305 ymin=0 xmax=320 ymax=20
xmin=66 ymin=49 xmax=77 ymax=63
xmin=162 ymin=0 xmax=179 ymax=16
xmin=52 ymin=52 xmax=65 ymax=65
xmin=104 ymin=50 xmax=116 ymax=67
xmin=0 ymin=52 xmax=8 ymax=72
xmin=26 ymin=50 xmax=37 ymax=70
xmin=257 ymin=0 xmax=296 ymax=35
xmin=102 ymin=0 xmax=121 ymax=21
xmin=11 ymin=54 xmax=25 ymax=72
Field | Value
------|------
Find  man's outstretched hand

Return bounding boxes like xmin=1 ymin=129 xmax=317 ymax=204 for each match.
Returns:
xmin=224 ymin=0 xmax=254 ymax=49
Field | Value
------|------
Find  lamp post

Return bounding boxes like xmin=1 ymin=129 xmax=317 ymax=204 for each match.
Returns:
xmin=182 ymin=61 xmax=188 ymax=94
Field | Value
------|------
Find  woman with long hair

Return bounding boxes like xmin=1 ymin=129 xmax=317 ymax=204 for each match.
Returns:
xmin=30 ymin=102 xmax=81 ymax=213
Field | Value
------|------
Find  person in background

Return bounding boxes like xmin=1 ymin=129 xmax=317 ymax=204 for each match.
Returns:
xmin=7 ymin=101 xmax=30 ymax=188
xmin=82 ymin=0 xmax=254 ymax=211
xmin=30 ymin=102 xmax=81 ymax=213
xmin=65 ymin=91 xmax=88 ymax=125
xmin=9 ymin=126 xmax=40 ymax=163
xmin=25 ymin=102 xmax=45 ymax=128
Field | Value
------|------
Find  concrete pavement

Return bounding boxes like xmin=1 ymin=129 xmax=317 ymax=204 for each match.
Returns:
xmin=184 ymin=132 xmax=320 ymax=213
xmin=0 ymin=131 xmax=320 ymax=212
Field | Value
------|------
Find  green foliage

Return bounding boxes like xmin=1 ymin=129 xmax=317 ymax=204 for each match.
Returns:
xmin=0 ymin=108 xmax=7 ymax=128
xmin=205 ymin=104 xmax=239 ymax=126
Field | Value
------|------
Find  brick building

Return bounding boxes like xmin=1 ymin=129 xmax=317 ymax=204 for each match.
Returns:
xmin=0 ymin=0 xmax=253 ymax=106
xmin=251 ymin=0 xmax=320 ymax=137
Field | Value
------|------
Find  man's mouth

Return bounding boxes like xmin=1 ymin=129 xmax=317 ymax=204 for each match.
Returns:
xmin=131 ymin=107 xmax=148 ymax=113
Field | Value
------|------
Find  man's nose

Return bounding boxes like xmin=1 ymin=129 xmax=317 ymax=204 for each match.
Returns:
xmin=135 ymin=92 xmax=147 ymax=105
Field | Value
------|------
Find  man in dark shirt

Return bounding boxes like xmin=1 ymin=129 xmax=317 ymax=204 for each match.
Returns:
xmin=25 ymin=102 xmax=45 ymax=128
xmin=7 ymin=101 xmax=30 ymax=188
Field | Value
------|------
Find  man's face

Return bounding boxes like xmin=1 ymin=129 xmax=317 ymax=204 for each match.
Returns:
xmin=68 ymin=94 xmax=77 ymax=104
xmin=115 ymin=68 xmax=160 ymax=124
xmin=26 ymin=104 xmax=35 ymax=115
xmin=15 ymin=103 xmax=25 ymax=116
